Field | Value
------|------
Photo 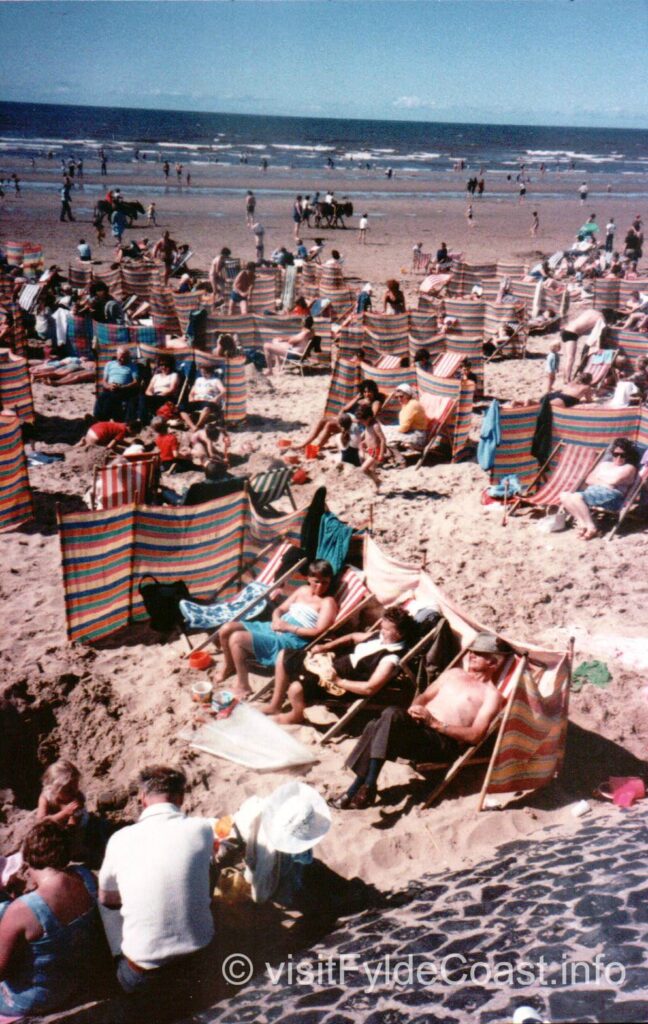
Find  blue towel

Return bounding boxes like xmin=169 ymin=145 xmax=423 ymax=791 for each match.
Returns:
xmin=316 ymin=512 xmax=353 ymax=575
xmin=477 ymin=400 xmax=501 ymax=471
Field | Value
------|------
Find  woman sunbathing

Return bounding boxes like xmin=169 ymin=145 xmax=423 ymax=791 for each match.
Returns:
xmin=32 ymin=357 xmax=96 ymax=385
xmin=263 ymin=315 xmax=314 ymax=374
xmin=261 ymin=606 xmax=416 ymax=725
xmin=560 ymin=437 xmax=639 ymax=540
xmin=213 ymin=560 xmax=338 ymax=697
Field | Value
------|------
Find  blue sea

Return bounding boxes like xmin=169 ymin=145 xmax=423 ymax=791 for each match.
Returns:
xmin=1 ymin=101 xmax=647 ymax=181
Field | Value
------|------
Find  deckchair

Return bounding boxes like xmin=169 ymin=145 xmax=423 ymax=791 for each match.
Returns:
xmin=375 ymin=354 xmax=403 ymax=370
xmin=431 ymin=351 xmax=464 ymax=378
xmin=250 ymin=566 xmax=374 ymax=703
xmin=279 ymin=335 xmax=323 ymax=376
xmin=91 ymin=453 xmax=160 ymax=510
xmin=412 ymin=251 xmax=432 ymax=274
xmin=403 ymin=393 xmax=456 ymax=469
xmin=484 ymin=319 xmax=528 ymax=363
xmin=602 ymin=462 xmax=648 ymax=540
xmin=186 ymin=539 xmax=308 ymax=652
xmin=578 ymin=348 xmax=618 ymax=392
xmin=68 ymin=262 xmax=93 ymax=290
xmin=248 ymin=466 xmax=297 ymax=513
xmin=510 ymin=442 xmax=605 ymax=515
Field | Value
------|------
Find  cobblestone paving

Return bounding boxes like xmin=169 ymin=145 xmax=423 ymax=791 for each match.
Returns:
xmin=189 ymin=809 xmax=648 ymax=1024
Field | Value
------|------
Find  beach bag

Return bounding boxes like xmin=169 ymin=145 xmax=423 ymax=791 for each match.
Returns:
xmin=139 ymin=574 xmax=191 ymax=632
xmin=302 ymin=651 xmax=345 ymax=696
xmin=538 ymin=511 xmax=567 ymax=534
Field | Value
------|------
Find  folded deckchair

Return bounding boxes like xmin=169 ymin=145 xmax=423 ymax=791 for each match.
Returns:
xmin=484 ymin=319 xmax=528 ymax=363
xmin=249 ymin=567 xmax=374 ymax=703
xmin=510 ymin=442 xmax=605 ymax=515
xmin=248 ymin=466 xmax=296 ymax=513
xmin=375 ymin=354 xmax=403 ymax=370
xmin=91 ymin=453 xmax=160 ymax=511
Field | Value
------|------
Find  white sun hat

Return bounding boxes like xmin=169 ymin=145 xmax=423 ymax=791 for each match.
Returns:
xmin=261 ymin=781 xmax=331 ymax=855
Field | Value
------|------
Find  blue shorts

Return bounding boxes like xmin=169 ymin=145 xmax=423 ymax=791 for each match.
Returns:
xmin=230 ymin=289 xmax=243 ymax=304
xmin=581 ymin=485 xmax=625 ymax=511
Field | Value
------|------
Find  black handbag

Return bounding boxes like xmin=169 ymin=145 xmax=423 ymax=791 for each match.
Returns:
xmin=138 ymin=575 xmax=191 ymax=632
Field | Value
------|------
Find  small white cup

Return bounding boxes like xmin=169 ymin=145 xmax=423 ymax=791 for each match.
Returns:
xmin=191 ymin=681 xmax=213 ymax=704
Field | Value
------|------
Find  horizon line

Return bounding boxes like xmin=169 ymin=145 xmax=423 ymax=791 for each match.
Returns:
xmin=1 ymin=98 xmax=646 ymax=135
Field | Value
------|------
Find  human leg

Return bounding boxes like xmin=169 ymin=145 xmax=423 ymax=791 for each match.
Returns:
xmin=229 ymin=630 xmax=255 ymax=696
xmin=274 ymin=680 xmax=307 ymax=724
xmin=560 ymin=335 xmax=578 ymax=382
xmin=559 ymin=490 xmax=596 ymax=533
xmin=260 ymin=649 xmax=293 ymax=715
xmin=213 ymin=621 xmax=248 ymax=682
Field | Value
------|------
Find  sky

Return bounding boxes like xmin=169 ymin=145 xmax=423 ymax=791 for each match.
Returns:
xmin=0 ymin=1 xmax=646 ymax=129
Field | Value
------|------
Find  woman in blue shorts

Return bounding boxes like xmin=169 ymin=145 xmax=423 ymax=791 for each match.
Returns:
xmin=560 ymin=437 xmax=639 ymax=539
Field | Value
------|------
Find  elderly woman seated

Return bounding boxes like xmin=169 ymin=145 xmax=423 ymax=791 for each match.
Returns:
xmin=261 ymin=606 xmax=418 ymax=725
xmin=560 ymin=436 xmax=639 ymax=540
xmin=263 ymin=316 xmax=315 ymax=375
xmin=213 ymin=560 xmax=338 ymax=697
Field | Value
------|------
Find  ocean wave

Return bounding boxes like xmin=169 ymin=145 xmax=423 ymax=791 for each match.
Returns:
xmin=525 ymin=149 xmax=624 ymax=162
xmin=270 ymin=144 xmax=336 ymax=152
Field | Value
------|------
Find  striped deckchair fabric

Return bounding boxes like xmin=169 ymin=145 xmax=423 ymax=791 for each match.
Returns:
xmin=96 ymin=266 xmax=123 ymax=300
xmin=0 ymin=355 xmax=35 ymax=423
xmin=150 ymin=287 xmax=181 ymax=334
xmin=552 ymin=405 xmax=640 ymax=451
xmin=127 ymin=324 xmax=167 ymax=352
xmin=318 ymin=266 xmax=354 ymax=318
xmin=243 ymin=501 xmax=308 ymax=567
xmin=375 ymin=355 xmax=403 ymax=369
xmin=363 ymin=313 xmax=409 ymax=359
xmin=619 ymin=279 xmax=648 ymax=306
xmin=489 ymin=403 xmax=543 ymax=486
xmin=0 ymin=412 xmax=33 ymax=532
xmin=517 ymin=443 xmax=603 ymax=511
xmin=0 ymin=272 xmax=15 ymax=302
xmin=360 ymin=361 xmax=415 ymax=395
xmin=5 ymin=242 xmax=24 ymax=267
xmin=194 ymin=352 xmax=247 ymax=424
xmin=496 ymin=259 xmax=527 ymax=279
xmin=416 ymin=369 xmax=474 ymax=460
xmin=444 ymin=335 xmax=484 ymax=390
xmin=66 ymin=314 xmax=94 ymax=359
xmin=8 ymin=303 xmax=28 ymax=357
xmin=254 ymin=315 xmax=303 ymax=347
xmin=68 ymin=262 xmax=93 ymax=290
xmin=94 ymin=323 xmax=130 ymax=381
xmin=442 ymin=298 xmax=485 ymax=335
xmin=22 ymin=244 xmax=44 ymax=277
xmin=412 ymin=251 xmax=432 ymax=273
xmin=432 ymin=351 xmax=464 ymax=378
xmin=204 ymin=313 xmax=256 ymax=352
xmin=608 ymin=328 xmax=648 ymax=371
xmin=248 ymin=269 xmax=280 ymax=314
xmin=59 ymin=490 xmax=249 ymax=643
xmin=173 ymin=290 xmax=205 ymax=334
xmin=92 ymin=455 xmax=160 ymax=510
xmin=323 ymin=358 xmax=362 ymax=419
xmin=249 ymin=466 xmax=296 ymax=512
xmin=581 ymin=349 xmax=617 ymax=390
xmin=479 ymin=654 xmax=571 ymax=804
xmin=121 ymin=261 xmax=155 ymax=300
xmin=592 ymin=279 xmax=620 ymax=311
xmin=300 ymin=262 xmax=320 ymax=303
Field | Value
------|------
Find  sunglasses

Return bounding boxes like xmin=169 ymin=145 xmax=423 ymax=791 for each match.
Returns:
xmin=612 ymin=451 xmax=626 ymax=458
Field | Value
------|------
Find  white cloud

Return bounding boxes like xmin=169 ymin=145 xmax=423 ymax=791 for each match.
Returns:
xmin=392 ymin=96 xmax=437 ymax=111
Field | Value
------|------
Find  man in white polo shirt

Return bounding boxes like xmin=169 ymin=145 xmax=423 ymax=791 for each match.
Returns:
xmin=99 ymin=765 xmax=215 ymax=1017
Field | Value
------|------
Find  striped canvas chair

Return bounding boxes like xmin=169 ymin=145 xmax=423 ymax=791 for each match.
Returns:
xmin=248 ymin=466 xmax=296 ymax=513
xmin=511 ymin=442 xmax=604 ymax=514
xmin=204 ymin=313 xmax=257 ymax=353
xmin=0 ymin=355 xmax=35 ymax=423
xmin=443 ymin=335 xmax=484 ymax=390
xmin=375 ymin=354 xmax=403 ymax=369
xmin=91 ymin=454 xmax=160 ymax=511
xmin=194 ymin=352 xmax=247 ymax=424
xmin=363 ymin=312 xmax=409 ymax=359
xmin=66 ymin=314 xmax=94 ymax=359
xmin=416 ymin=369 xmax=474 ymax=462
xmin=579 ymin=348 xmax=618 ymax=391
xmin=323 ymin=358 xmax=362 ymax=419
xmin=173 ymin=291 xmax=205 ymax=335
xmin=0 ymin=411 xmax=33 ymax=532
xmin=409 ymin=392 xmax=457 ymax=469
xmin=552 ymin=404 xmax=640 ymax=451
xmin=606 ymin=462 xmax=648 ymax=540
xmin=121 ymin=261 xmax=155 ymax=300
xmin=68 ymin=262 xmax=94 ymax=290
xmin=431 ymin=351 xmax=464 ymax=378
xmin=412 ymin=251 xmax=432 ymax=274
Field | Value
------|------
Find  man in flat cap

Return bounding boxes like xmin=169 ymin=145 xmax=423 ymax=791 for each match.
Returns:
xmin=333 ymin=632 xmax=510 ymax=809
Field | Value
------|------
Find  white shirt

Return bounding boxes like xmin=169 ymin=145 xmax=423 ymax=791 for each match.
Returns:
xmin=359 ymin=217 xmax=368 ymax=230
xmin=99 ymin=803 xmax=215 ymax=967
xmin=349 ymin=636 xmax=404 ymax=670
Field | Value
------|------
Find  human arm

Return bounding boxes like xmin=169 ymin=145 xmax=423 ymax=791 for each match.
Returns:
xmin=311 ymin=630 xmax=370 ymax=654
xmin=333 ymin=657 xmax=399 ymax=697
xmin=437 ymin=686 xmax=503 ymax=746
xmin=0 ymin=901 xmax=31 ymax=978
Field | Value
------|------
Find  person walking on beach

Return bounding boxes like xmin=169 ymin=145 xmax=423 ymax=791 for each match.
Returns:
xmin=358 ymin=212 xmax=369 ymax=245
xmin=466 ymin=203 xmax=474 ymax=228
xmin=147 ymin=202 xmax=157 ymax=226
xmin=579 ymin=181 xmax=588 ymax=205
xmin=530 ymin=210 xmax=539 ymax=237
xmin=292 ymin=195 xmax=303 ymax=239
xmin=59 ymin=180 xmax=74 ymax=222
xmin=245 ymin=190 xmax=256 ymax=227
xmin=518 ymin=181 xmax=526 ymax=203
xmin=605 ymin=217 xmax=615 ymax=253
xmin=163 ymin=160 xmax=170 ymax=180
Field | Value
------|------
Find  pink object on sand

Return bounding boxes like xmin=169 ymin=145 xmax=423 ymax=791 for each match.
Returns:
xmin=609 ymin=776 xmax=645 ymax=807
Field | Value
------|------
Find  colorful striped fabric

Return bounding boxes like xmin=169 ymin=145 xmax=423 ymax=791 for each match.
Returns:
xmin=94 ymin=323 xmax=131 ymax=381
xmin=318 ymin=265 xmax=354 ymax=318
xmin=360 ymin=360 xmax=415 ymax=394
xmin=254 ymin=315 xmax=303 ymax=347
xmin=68 ymin=262 xmax=93 ymax=290
xmin=193 ymin=352 xmax=247 ymax=424
xmin=483 ymin=654 xmax=571 ymax=798
xmin=581 ymin=350 xmax=617 ymax=389
xmin=173 ymin=291 xmax=205 ymax=334
xmin=552 ymin=405 xmax=640 ymax=451
xmin=96 ymin=266 xmax=123 ymax=300
xmin=22 ymin=244 xmax=44 ymax=277
xmin=510 ymin=279 xmax=554 ymax=314
xmin=444 ymin=334 xmax=484 ymax=390
xmin=4 ymin=242 xmax=24 ymax=267
xmin=204 ymin=313 xmax=257 ymax=351
xmin=409 ymin=311 xmax=443 ymax=343
xmin=127 ymin=324 xmax=167 ymax=352
xmin=636 ymin=407 xmax=648 ymax=450
xmin=523 ymin=444 xmax=602 ymax=509
xmin=608 ymin=328 xmax=648 ymax=371
xmin=497 ymin=259 xmax=527 ymax=279
xmin=443 ymin=298 xmax=485 ymax=334
xmin=66 ymin=314 xmax=94 ymax=359
xmin=243 ymin=502 xmax=308 ymax=566
xmin=330 ymin=566 xmax=372 ymax=627
xmin=412 ymin=251 xmax=432 ymax=273
xmin=301 ymin=262 xmax=320 ymax=303
xmin=432 ymin=352 xmax=464 ymax=378
xmin=121 ymin=261 xmax=155 ymax=299
xmin=363 ymin=313 xmax=409 ymax=358
xmin=92 ymin=455 xmax=160 ymax=510
xmin=375 ymin=355 xmax=403 ymax=369
xmin=451 ymin=263 xmax=497 ymax=297
xmin=248 ymin=269 xmax=280 ymax=314
xmin=0 ymin=355 xmax=35 ymax=423
xmin=619 ymin=279 xmax=648 ymax=306
xmin=8 ymin=302 xmax=28 ymax=357
xmin=592 ymin=279 xmax=620 ymax=311
xmin=335 ymin=322 xmax=366 ymax=361
xmin=0 ymin=272 xmax=15 ymax=302
xmin=150 ymin=284 xmax=181 ymax=335
xmin=416 ymin=369 xmax=474 ymax=460
xmin=0 ymin=412 xmax=33 ymax=532
xmin=323 ymin=358 xmax=362 ymax=419
xmin=490 ymin=403 xmax=542 ymax=485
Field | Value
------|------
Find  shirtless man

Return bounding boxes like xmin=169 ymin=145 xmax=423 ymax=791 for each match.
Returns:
xmin=228 ymin=262 xmax=255 ymax=315
xmin=560 ymin=436 xmax=639 ymax=540
xmin=560 ymin=308 xmax=610 ymax=383
xmin=547 ymin=372 xmax=593 ymax=408
xmin=333 ymin=632 xmax=508 ymax=809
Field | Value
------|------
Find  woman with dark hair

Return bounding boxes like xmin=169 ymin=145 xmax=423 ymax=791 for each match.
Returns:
xmin=301 ymin=379 xmax=385 ymax=450
xmin=214 ymin=332 xmax=239 ymax=358
xmin=560 ymin=437 xmax=639 ymax=539
xmin=144 ymin=354 xmax=179 ymax=415
xmin=263 ymin=606 xmax=417 ymax=724
xmin=213 ymin=560 xmax=338 ymax=697
xmin=263 ymin=316 xmax=315 ymax=375
xmin=383 ymin=279 xmax=406 ymax=315
xmin=0 ymin=822 xmax=102 ymax=1017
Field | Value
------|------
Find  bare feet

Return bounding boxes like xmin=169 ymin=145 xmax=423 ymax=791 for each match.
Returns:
xmin=212 ymin=668 xmax=233 ymax=687
xmin=583 ymin=527 xmax=601 ymax=541
xmin=273 ymin=710 xmax=304 ymax=725
xmin=258 ymin=702 xmax=281 ymax=716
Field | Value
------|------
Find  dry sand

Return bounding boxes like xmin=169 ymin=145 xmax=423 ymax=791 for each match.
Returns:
xmin=1 ymin=162 xmax=647 ymax=898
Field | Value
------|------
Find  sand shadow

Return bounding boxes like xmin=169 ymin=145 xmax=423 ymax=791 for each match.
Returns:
xmin=33 ymin=412 xmax=89 ymax=446
xmin=21 ymin=490 xmax=88 ymax=536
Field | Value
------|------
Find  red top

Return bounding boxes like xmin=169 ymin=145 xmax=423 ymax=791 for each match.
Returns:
xmin=90 ymin=422 xmax=128 ymax=445
xmin=155 ymin=433 xmax=179 ymax=461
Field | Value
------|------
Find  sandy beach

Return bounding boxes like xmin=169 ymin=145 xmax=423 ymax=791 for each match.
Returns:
xmin=1 ymin=159 xmax=647 ymax=1021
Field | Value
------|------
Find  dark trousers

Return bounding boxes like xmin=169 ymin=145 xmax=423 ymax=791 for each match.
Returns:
xmin=345 ymin=706 xmax=462 ymax=778
xmin=60 ymin=200 xmax=74 ymax=221
xmin=115 ymin=944 xmax=214 ymax=1023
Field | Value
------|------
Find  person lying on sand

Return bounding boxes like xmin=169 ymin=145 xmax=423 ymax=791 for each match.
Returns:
xmin=546 ymin=372 xmax=593 ymax=407
xmin=32 ymin=357 xmax=96 ymax=386
xmin=77 ymin=419 xmax=140 ymax=450
xmin=560 ymin=436 xmax=639 ymax=540
xmin=212 ymin=560 xmax=337 ymax=698
xmin=332 ymin=632 xmax=510 ymax=809
xmin=261 ymin=606 xmax=417 ymax=724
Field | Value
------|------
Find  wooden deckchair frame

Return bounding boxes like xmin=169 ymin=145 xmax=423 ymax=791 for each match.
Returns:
xmin=484 ymin=318 xmax=528 ymax=363
xmin=413 ymin=398 xmax=457 ymax=469
xmin=510 ymin=443 xmax=606 ymax=516
xmin=91 ymin=452 xmax=160 ymax=511
xmin=606 ymin=464 xmax=648 ymax=540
